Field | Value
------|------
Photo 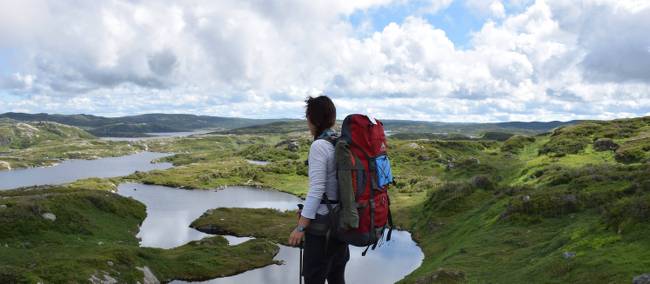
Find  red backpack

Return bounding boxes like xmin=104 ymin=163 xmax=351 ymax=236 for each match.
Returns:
xmin=323 ymin=114 xmax=394 ymax=255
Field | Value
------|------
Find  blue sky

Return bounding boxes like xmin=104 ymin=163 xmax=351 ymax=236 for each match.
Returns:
xmin=349 ymin=0 xmax=487 ymax=48
xmin=0 ymin=0 xmax=649 ymax=122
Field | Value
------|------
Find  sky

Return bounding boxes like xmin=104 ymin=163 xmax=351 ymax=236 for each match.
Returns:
xmin=0 ymin=0 xmax=649 ymax=122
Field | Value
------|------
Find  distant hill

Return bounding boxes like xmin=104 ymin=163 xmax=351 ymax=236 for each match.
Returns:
xmin=219 ymin=118 xmax=579 ymax=136
xmin=381 ymin=119 xmax=579 ymax=136
xmin=0 ymin=112 xmax=285 ymax=137
xmin=0 ymin=112 xmax=580 ymax=138
xmin=0 ymin=118 xmax=95 ymax=149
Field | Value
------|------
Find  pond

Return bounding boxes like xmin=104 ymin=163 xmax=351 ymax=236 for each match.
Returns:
xmin=117 ymin=183 xmax=423 ymax=284
xmin=0 ymin=152 xmax=172 ymax=190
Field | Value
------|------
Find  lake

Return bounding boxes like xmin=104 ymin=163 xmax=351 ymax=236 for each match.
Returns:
xmin=0 ymin=151 xmax=172 ymax=190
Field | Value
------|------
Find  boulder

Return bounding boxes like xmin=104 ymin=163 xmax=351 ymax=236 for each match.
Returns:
xmin=288 ymin=141 xmax=300 ymax=152
xmin=562 ymin=251 xmax=576 ymax=259
xmin=137 ymin=266 xmax=160 ymax=284
xmin=408 ymin=143 xmax=423 ymax=149
xmin=634 ymin=274 xmax=650 ymax=284
xmin=0 ymin=204 xmax=7 ymax=210
xmin=0 ymin=161 xmax=10 ymax=170
xmin=41 ymin=212 xmax=56 ymax=221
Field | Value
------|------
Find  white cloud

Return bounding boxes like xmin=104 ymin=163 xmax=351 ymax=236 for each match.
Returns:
xmin=1 ymin=0 xmax=650 ymax=122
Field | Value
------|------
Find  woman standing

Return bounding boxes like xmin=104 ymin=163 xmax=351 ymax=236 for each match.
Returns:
xmin=288 ymin=95 xmax=349 ymax=284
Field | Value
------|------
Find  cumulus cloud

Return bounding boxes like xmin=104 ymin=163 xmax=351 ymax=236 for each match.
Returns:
xmin=1 ymin=0 xmax=650 ymax=121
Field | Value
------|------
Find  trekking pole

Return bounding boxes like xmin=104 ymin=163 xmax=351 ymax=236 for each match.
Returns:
xmin=299 ymin=243 xmax=304 ymax=284
xmin=297 ymin=204 xmax=304 ymax=284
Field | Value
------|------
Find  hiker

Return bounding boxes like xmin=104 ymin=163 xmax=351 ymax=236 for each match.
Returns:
xmin=288 ymin=95 xmax=349 ymax=284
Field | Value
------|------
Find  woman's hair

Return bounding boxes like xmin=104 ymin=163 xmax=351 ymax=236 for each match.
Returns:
xmin=305 ymin=95 xmax=336 ymax=138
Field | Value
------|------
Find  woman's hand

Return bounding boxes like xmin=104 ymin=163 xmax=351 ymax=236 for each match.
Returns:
xmin=288 ymin=215 xmax=310 ymax=246
xmin=288 ymin=229 xmax=304 ymax=246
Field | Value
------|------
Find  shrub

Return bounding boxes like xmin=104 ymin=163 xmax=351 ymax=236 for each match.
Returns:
xmin=593 ymin=138 xmax=619 ymax=151
xmin=615 ymin=148 xmax=645 ymax=164
xmin=481 ymin=131 xmax=515 ymax=142
xmin=503 ymin=191 xmax=582 ymax=219
xmin=423 ymin=182 xmax=476 ymax=215
xmin=471 ymin=175 xmax=495 ymax=190
xmin=501 ymin=135 xmax=535 ymax=153
xmin=603 ymin=195 xmax=650 ymax=230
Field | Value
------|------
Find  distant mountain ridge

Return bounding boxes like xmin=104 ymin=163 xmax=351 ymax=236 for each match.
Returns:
xmin=0 ymin=112 xmax=286 ymax=137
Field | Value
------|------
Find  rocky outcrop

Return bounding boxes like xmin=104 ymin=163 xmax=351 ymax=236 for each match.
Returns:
xmin=0 ymin=161 xmax=11 ymax=170
xmin=137 ymin=266 xmax=160 ymax=284
xmin=634 ymin=274 xmax=650 ymax=284
xmin=88 ymin=272 xmax=118 ymax=284
xmin=414 ymin=268 xmax=466 ymax=284
xmin=41 ymin=212 xmax=56 ymax=221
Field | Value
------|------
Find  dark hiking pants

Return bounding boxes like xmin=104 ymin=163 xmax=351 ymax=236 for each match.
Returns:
xmin=302 ymin=232 xmax=350 ymax=284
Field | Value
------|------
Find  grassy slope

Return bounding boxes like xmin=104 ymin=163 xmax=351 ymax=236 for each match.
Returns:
xmin=0 ymin=185 xmax=279 ymax=283
xmin=399 ymin=117 xmax=650 ymax=283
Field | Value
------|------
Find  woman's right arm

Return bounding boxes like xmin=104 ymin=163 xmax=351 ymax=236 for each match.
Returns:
xmin=301 ymin=140 xmax=329 ymax=220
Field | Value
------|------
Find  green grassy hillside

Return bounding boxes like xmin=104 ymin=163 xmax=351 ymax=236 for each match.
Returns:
xmin=397 ymin=116 xmax=650 ymax=283
xmin=0 ymin=112 xmax=284 ymax=137
xmin=0 ymin=119 xmax=143 ymax=170
xmin=0 ymin=118 xmax=95 ymax=149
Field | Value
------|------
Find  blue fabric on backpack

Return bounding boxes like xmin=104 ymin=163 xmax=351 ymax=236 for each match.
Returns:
xmin=375 ymin=154 xmax=393 ymax=188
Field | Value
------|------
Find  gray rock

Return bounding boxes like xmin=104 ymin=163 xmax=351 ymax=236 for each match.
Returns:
xmin=417 ymin=154 xmax=431 ymax=161
xmin=107 ymin=261 xmax=114 ymax=267
xmin=522 ymin=195 xmax=531 ymax=202
xmin=0 ymin=204 xmax=7 ymax=209
xmin=88 ymin=272 xmax=118 ymax=284
xmin=634 ymin=274 xmax=650 ymax=284
xmin=562 ymin=194 xmax=577 ymax=203
xmin=408 ymin=143 xmax=422 ymax=149
xmin=288 ymin=141 xmax=300 ymax=152
xmin=41 ymin=212 xmax=56 ymax=221
xmin=137 ymin=266 xmax=160 ymax=284
xmin=562 ymin=251 xmax=576 ymax=259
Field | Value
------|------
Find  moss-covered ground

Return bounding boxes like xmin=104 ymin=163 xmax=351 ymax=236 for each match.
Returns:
xmin=191 ymin=208 xmax=296 ymax=246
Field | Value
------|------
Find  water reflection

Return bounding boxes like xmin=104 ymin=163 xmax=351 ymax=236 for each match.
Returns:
xmin=116 ymin=182 xmax=301 ymax=249
xmin=117 ymin=183 xmax=423 ymax=284
xmin=0 ymin=152 xmax=172 ymax=190
xmin=178 ymin=231 xmax=422 ymax=284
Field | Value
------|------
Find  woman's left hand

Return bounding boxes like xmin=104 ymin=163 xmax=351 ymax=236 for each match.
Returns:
xmin=288 ymin=230 xmax=304 ymax=247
